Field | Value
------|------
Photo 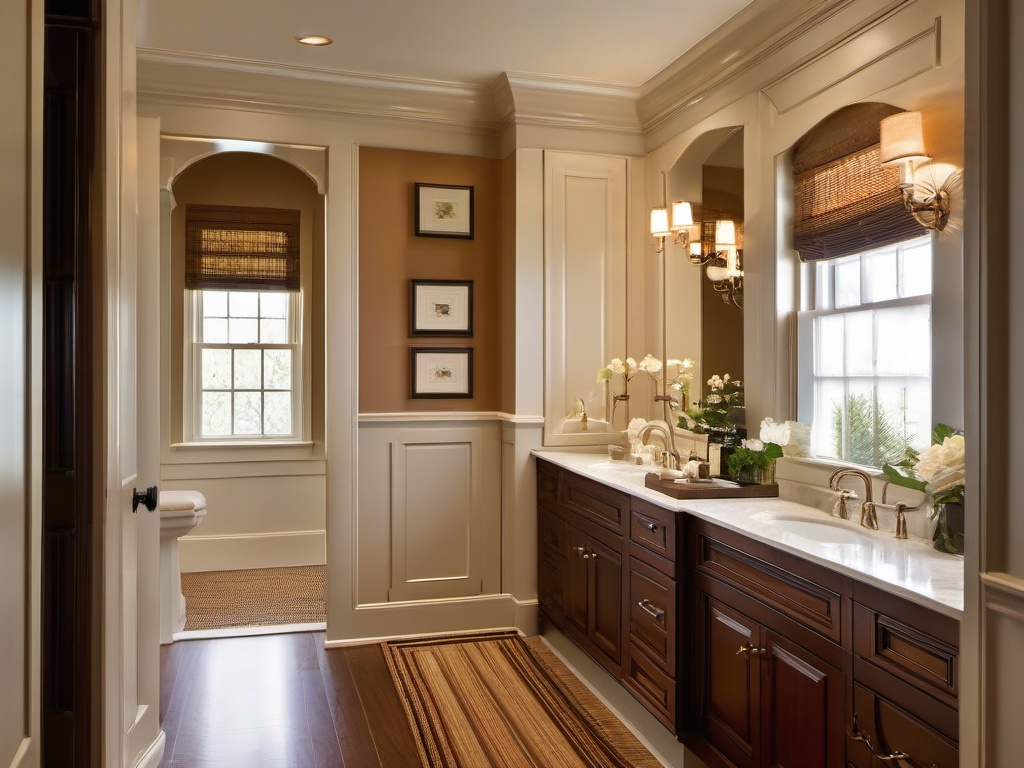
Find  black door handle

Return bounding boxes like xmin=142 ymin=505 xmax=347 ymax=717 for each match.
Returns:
xmin=132 ymin=485 xmax=158 ymax=513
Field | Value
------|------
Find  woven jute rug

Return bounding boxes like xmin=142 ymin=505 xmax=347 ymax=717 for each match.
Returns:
xmin=382 ymin=631 xmax=662 ymax=768
xmin=181 ymin=564 xmax=326 ymax=631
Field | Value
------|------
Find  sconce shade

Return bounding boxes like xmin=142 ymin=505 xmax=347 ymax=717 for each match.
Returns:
xmin=714 ymin=219 xmax=736 ymax=247
xmin=650 ymin=207 xmax=670 ymax=237
xmin=670 ymin=201 xmax=693 ymax=229
xmin=880 ymin=111 xmax=929 ymax=165
xmin=706 ymin=265 xmax=729 ymax=282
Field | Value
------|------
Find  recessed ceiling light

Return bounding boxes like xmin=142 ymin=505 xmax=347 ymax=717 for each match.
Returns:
xmin=296 ymin=35 xmax=333 ymax=46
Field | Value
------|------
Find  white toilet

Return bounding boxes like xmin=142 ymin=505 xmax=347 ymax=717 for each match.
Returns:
xmin=159 ymin=490 xmax=208 ymax=644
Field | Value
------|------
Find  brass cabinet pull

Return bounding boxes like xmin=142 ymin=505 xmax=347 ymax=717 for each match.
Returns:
xmin=637 ymin=599 xmax=665 ymax=623
xmin=573 ymin=546 xmax=587 ymax=557
xmin=573 ymin=545 xmax=597 ymax=560
xmin=849 ymin=713 xmax=921 ymax=764
xmin=736 ymin=644 xmax=766 ymax=657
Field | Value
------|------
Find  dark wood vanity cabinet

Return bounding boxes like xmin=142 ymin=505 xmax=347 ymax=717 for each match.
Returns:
xmin=535 ymin=460 xmax=961 ymax=768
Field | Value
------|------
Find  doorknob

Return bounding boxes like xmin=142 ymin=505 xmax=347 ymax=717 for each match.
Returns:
xmin=132 ymin=485 xmax=158 ymax=513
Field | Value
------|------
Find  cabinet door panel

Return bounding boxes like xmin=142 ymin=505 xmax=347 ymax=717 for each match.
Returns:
xmin=589 ymin=535 xmax=622 ymax=665
xmin=762 ymin=632 xmax=845 ymax=768
xmin=565 ymin=528 xmax=591 ymax=637
xmin=703 ymin=598 xmax=760 ymax=768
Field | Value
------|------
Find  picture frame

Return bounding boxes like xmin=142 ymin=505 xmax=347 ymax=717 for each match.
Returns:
xmin=409 ymin=279 xmax=473 ymax=337
xmin=414 ymin=183 xmax=474 ymax=239
xmin=410 ymin=347 xmax=473 ymax=399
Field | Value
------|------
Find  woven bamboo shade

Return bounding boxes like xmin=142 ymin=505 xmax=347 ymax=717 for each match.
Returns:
xmin=793 ymin=103 xmax=923 ymax=261
xmin=186 ymin=205 xmax=300 ymax=291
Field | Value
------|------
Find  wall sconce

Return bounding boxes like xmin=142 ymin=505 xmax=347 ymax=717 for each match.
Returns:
xmin=879 ymin=111 xmax=957 ymax=231
xmin=704 ymin=219 xmax=743 ymax=308
xmin=651 ymin=201 xmax=696 ymax=253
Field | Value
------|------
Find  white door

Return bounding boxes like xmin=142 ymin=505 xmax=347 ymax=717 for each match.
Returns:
xmin=0 ymin=3 xmax=41 ymax=766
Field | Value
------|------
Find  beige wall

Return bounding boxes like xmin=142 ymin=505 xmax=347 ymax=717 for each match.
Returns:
xmin=358 ymin=146 xmax=502 ymax=413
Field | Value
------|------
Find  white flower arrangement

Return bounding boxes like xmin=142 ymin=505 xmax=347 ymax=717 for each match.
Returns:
xmin=882 ymin=424 xmax=966 ymax=505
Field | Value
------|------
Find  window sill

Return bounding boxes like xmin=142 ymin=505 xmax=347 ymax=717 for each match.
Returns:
xmin=170 ymin=440 xmax=314 ymax=450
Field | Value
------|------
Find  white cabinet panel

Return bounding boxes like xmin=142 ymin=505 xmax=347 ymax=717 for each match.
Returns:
xmin=544 ymin=151 xmax=629 ymax=446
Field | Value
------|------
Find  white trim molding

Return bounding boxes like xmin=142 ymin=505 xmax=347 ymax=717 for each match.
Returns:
xmin=358 ymin=411 xmax=544 ymax=423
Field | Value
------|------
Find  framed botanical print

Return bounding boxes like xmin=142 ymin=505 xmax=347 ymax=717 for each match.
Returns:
xmin=410 ymin=347 xmax=473 ymax=398
xmin=414 ymin=183 xmax=474 ymax=239
xmin=409 ymin=279 xmax=473 ymax=337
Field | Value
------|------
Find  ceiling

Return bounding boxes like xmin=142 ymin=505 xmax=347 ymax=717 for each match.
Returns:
xmin=136 ymin=0 xmax=754 ymax=88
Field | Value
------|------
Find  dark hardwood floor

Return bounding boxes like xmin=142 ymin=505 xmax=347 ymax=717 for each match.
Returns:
xmin=159 ymin=632 xmax=421 ymax=767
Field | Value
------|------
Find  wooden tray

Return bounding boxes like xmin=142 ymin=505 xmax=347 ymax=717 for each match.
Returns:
xmin=644 ymin=473 xmax=779 ymax=500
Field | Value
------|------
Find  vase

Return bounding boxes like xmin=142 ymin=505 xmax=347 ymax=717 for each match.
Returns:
xmin=932 ymin=502 xmax=965 ymax=555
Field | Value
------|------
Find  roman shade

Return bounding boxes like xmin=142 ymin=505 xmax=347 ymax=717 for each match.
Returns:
xmin=793 ymin=102 xmax=923 ymax=262
xmin=185 ymin=204 xmax=300 ymax=291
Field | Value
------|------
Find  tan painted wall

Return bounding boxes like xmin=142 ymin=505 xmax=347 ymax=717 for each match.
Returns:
xmin=358 ymin=147 xmax=502 ymax=412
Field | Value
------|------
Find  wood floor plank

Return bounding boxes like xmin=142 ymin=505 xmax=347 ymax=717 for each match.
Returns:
xmin=318 ymin=641 xmax=385 ymax=768
xmin=342 ymin=644 xmax=421 ymax=768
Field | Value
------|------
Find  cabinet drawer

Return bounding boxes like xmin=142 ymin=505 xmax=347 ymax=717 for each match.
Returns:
xmin=695 ymin=527 xmax=844 ymax=644
xmin=853 ymin=584 xmax=959 ymax=706
xmin=849 ymin=680 xmax=958 ymax=768
xmin=628 ymin=557 xmax=676 ymax=676
xmin=539 ymin=508 xmax=568 ymax=558
xmin=623 ymin=643 xmax=676 ymax=729
xmin=630 ymin=499 xmax=676 ymax=564
xmin=537 ymin=459 xmax=559 ymax=505
xmin=563 ymin=471 xmax=628 ymax=533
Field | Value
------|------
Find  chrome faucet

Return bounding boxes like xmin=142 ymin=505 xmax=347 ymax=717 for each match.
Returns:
xmin=828 ymin=468 xmax=876 ymax=529
xmin=638 ymin=420 xmax=682 ymax=469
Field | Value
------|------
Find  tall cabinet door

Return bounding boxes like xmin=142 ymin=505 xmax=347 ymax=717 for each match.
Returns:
xmin=588 ymin=535 xmax=622 ymax=666
xmin=760 ymin=632 xmax=846 ymax=768
xmin=702 ymin=599 xmax=760 ymax=768
xmin=565 ymin=527 xmax=592 ymax=637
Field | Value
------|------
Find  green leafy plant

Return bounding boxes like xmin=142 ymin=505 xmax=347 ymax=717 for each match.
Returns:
xmin=830 ymin=393 xmax=916 ymax=467
xmin=686 ymin=373 xmax=743 ymax=432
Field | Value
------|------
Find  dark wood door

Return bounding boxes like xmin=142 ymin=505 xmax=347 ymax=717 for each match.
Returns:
xmin=587 ymin=534 xmax=622 ymax=666
xmin=702 ymin=597 xmax=760 ymax=768
xmin=761 ymin=631 xmax=845 ymax=768
xmin=565 ymin=527 xmax=592 ymax=638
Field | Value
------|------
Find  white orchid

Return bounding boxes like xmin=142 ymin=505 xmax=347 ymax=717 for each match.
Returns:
xmin=742 ymin=438 xmax=765 ymax=451
xmin=707 ymin=374 xmax=725 ymax=391
xmin=608 ymin=358 xmax=626 ymax=375
xmin=638 ymin=354 xmax=663 ymax=376
xmin=596 ymin=366 xmax=613 ymax=384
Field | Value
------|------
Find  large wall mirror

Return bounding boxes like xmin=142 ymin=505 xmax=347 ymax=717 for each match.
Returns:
xmin=664 ymin=126 xmax=744 ymax=411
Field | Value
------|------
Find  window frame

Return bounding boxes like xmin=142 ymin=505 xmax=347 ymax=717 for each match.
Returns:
xmin=796 ymin=235 xmax=933 ymax=467
xmin=183 ymin=288 xmax=309 ymax=444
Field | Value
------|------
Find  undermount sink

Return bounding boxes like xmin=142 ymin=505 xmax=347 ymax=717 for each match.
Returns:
xmin=755 ymin=513 xmax=877 ymax=545
xmin=591 ymin=460 xmax=652 ymax=475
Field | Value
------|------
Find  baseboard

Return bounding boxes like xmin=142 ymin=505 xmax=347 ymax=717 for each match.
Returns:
xmin=131 ymin=730 xmax=166 ymax=768
xmin=178 ymin=530 xmax=326 ymax=572
xmin=324 ymin=593 xmax=539 ymax=647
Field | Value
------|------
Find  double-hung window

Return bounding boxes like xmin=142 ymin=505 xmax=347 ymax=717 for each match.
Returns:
xmin=798 ymin=235 xmax=932 ymax=465
xmin=184 ymin=205 xmax=303 ymax=441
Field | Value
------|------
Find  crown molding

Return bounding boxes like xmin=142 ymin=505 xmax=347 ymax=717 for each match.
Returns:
xmin=638 ymin=0 xmax=852 ymax=134
xmin=137 ymin=48 xmax=502 ymax=131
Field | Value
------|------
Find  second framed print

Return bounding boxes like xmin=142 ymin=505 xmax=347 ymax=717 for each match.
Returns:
xmin=410 ymin=279 xmax=473 ymax=337
xmin=410 ymin=347 xmax=473 ymax=399
xmin=415 ymin=183 xmax=474 ymax=239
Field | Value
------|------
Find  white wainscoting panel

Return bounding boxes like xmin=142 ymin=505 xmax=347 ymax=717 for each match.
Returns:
xmin=358 ymin=420 xmax=501 ymax=604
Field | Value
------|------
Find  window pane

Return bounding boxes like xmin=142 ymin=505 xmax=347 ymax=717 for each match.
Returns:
xmin=201 ymin=348 xmax=231 ymax=390
xmin=902 ymin=241 xmax=932 ymax=297
xmin=233 ymin=392 xmax=262 ymax=435
xmin=815 ymin=315 xmax=845 ymax=376
xmin=260 ymin=292 xmax=289 ymax=319
xmin=814 ymin=262 xmax=832 ymax=310
xmin=233 ymin=349 xmax=262 ymax=389
xmin=877 ymin=378 xmax=931 ymax=460
xmin=261 ymin=318 xmax=288 ymax=344
xmin=229 ymin=291 xmax=259 ymax=318
xmin=264 ymin=349 xmax=292 ymax=390
xmin=203 ymin=318 xmax=228 ymax=344
xmin=203 ymin=290 xmax=228 ymax=318
xmin=201 ymin=392 xmax=232 ymax=437
xmin=811 ymin=378 xmax=845 ymax=459
xmin=841 ymin=380 xmax=876 ymax=465
xmin=863 ymin=248 xmax=898 ymax=304
xmin=834 ymin=258 xmax=861 ymax=307
xmin=228 ymin=318 xmax=259 ymax=344
xmin=876 ymin=305 xmax=930 ymax=376
xmin=844 ymin=310 xmax=873 ymax=376
xmin=264 ymin=391 xmax=292 ymax=435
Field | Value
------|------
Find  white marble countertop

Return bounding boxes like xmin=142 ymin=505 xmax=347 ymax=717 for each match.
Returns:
xmin=534 ymin=450 xmax=964 ymax=619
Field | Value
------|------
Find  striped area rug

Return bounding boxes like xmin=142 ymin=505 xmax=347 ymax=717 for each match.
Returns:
xmin=180 ymin=564 xmax=326 ymax=630
xmin=382 ymin=631 xmax=662 ymax=768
